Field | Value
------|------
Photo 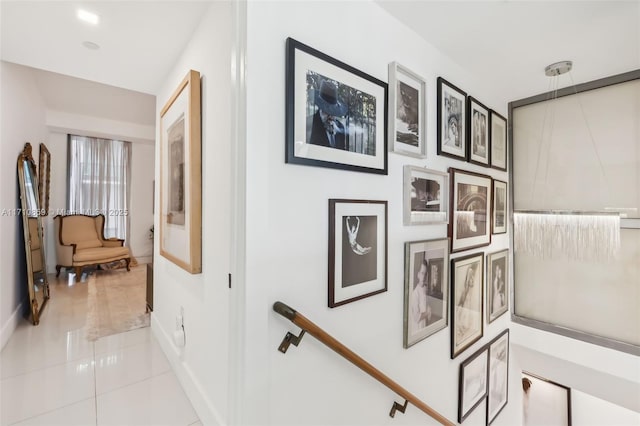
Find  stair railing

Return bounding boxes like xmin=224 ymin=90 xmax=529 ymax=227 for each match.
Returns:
xmin=273 ymin=301 xmax=455 ymax=426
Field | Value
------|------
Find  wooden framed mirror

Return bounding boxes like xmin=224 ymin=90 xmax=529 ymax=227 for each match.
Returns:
xmin=17 ymin=143 xmax=50 ymax=324
xmin=38 ymin=143 xmax=51 ymax=216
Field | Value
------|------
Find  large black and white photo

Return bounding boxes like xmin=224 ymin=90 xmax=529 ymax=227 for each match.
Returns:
xmin=329 ymin=199 xmax=387 ymax=307
xmin=286 ymin=38 xmax=388 ymax=174
xmin=437 ymin=77 xmax=467 ymax=160
xmin=458 ymin=345 xmax=489 ymax=423
xmin=404 ymin=166 xmax=448 ymax=225
xmin=389 ymin=62 xmax=427 ymax=157
xmin=403 ymin=238 xmax=449 ymax=348
xmin=451 ymin=252 xmax=484 ymax=358
xmin=487 ymin=330 xmax=509 ymax=425
xmin=449 ymin=168 xmax=492 ymax=253
xmin=467 ymin=97 xmax=490 ymax=166
xmin=492 ymin=180 xmax=507 ymax=234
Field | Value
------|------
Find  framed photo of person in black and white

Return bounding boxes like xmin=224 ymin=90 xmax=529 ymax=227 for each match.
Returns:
xmin=388 ymin=62 xmax=426 ymax=158
xmin=403 ymin=238 xmax=449 ymax=348
xmin=492 ymin=180 xmax=507 ymax=234
xmin=437 ymin=77 xmax=467 ymax=160
xmin=328 ymin=199 xmax=387 ymax=307
xmin=285 ymin=38 xmax=388 ymax=175
xmin=490 ymin=110 xmax=507 ymax=171
xmin=451 ymin=252 xmax=484 ymax=359
xmin=458 ymin=344 xmax=488 ymax=423
xmin=487 ymin=249 xmax=509 ymax=323
xmin=467 ymin=96 xmax=490 ymax=167
xmin=449 ymin=168 xmax=492 ymax=253
xmin=403 ymin=166 xmax=448 ymax=225
xmin=487 ymin=329 xmax=509 ymax=425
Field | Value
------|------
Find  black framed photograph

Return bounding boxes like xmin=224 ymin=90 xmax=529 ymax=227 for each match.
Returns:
xmin=467 ymin=96 xmax=490 ymax=166
xmin=285 ymin=38 xmax=388 ymax=175
xmin=403 ymin=166 xmax=448 ymax=225
xmin=437 ymin=77 xmax=466 ymax=160
xmin=487 ymin=329 xmax=509 ymax=425
xmin=458 ymin=345 xmax=488 ymax=423
xmin=328 ymin=199 xmax=387 ymax=307
xmin=492 ymin=179 xmax=507 ymax=234
xmin=403 ymin=238 xmax=449 ymax=348
xmin=388 ymin=62 xmax=426 ymax=158
xmin=490 ymin=110 xmax=507 ymax=171
xmin=522 ymin=372 xmax=572 ymax=426
xmin=449 ymin=168 xmax=492 ymax=253
xmin=451 ymin=252 xmax=484 ymax=358
xmin=487 ymin=249 xmax=509 ymax=323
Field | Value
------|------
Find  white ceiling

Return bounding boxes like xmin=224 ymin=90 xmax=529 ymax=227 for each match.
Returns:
xmin=1 ymin=0 xmax=638 ymax=120
xmin=377 ymin=1 xmax=640 ymax=101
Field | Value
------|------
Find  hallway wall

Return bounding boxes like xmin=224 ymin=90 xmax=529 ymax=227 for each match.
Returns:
xmin=0 ymin=61 xmax=47 ymax=348
xmin=242 ymin=2 xmax=512 ymax=425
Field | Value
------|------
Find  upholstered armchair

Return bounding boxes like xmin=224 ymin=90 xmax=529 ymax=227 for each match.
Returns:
xmin=53 ymin=214 xmax=131 ymax=277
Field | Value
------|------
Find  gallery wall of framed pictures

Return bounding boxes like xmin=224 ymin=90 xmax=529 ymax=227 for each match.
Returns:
xmin=278 ymin=28 xmax=512 ymax=425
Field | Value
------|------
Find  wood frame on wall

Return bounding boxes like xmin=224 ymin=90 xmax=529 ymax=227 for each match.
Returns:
xmin=159 ymin=69 xmax=202 ymax=274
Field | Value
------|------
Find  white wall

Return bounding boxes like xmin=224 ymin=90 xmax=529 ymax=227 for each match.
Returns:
xmin=42 ymin=127 xmax=154 ymax=272
xmin=0 ymin=61 xmax=47 ymax=347
xmin=572 ymin=388 xmax=640 ymax=426
xmin=151 ymin=2 xmax=233 ymax=425
xmin=242 ymin=2 xmax=511 ymax=425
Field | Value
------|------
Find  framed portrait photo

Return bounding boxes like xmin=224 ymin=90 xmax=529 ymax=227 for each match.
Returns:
xmin=403 ymin=166 xmax=448 ymax=225
xmin=449 ymin=168 xmax=492 ymax=253
xmin=490 ymin=110 xmax=507 ymax=171
xmin=437 ymin=77 xmax=466 ymax=160
xmin=487 ymin=329 xmax=509 ymax=425
xmin=388 ymin=62 xmax=426 ymax=158
xmin=522 ymin=372 xmax=572 ymax=426
xmin=492 ymin=180 xmax=507 ymax=234
xmin=458 ymin=345 xmax=488 ymax=423
xmin=159 ymin=69 xmax=202 ymax=274
xmin=467 ymin=97 xmax=490 ymax=166
xmin=451 ymin=252 xmax=484 ymax=358
xmin=328 ymin=199 xmax=387 ymax=307
xmin=487 ymin=249 xmax=509 ymax=323
xmin=285 ymin=38 xmax=388 ymax=175
xmin=403 ymin=238 xmax=449 ymax=348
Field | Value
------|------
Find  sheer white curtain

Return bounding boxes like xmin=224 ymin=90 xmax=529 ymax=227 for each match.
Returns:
xmin=68 ymin=135 xmax=131 ymax=242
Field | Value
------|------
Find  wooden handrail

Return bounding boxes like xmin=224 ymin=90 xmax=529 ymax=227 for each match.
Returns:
xmin=273 ymin=301 xmax=455 ymax=426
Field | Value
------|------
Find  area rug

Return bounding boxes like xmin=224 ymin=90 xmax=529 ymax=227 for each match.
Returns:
xmin=85 ymin=265 xmax=149 ymax=341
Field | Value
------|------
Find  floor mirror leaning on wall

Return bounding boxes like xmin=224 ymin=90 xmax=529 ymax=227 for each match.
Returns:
xmin=17 ymin=142 xmax=50 ymax=325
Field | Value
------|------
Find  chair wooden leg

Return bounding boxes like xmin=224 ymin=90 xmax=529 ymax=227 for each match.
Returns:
xmin=75 ymin=266 xmax=82 ymax=278
xmin=125 ymin=258 xmax=131 ymax=272
xmin=56 ymin=265 xmax=61 ymax=277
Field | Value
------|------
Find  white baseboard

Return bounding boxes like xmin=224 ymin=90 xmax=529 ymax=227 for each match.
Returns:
xmin=1 ymin=301 xmax=23 ymax=351
xmin=151 ymin=314 xmax=224 ymax=426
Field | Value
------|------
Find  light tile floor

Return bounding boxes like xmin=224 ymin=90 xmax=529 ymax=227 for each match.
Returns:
xmin=1 ymin=273 xmax=200 ymax=426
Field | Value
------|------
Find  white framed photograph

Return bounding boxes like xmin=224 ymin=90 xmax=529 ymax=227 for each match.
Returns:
xmin=458 ymin=345 xmax=489 ymax=423
xmin=437 ymin=77 xmax=467 ymax=160
xmin=328 ymin=199 xmax=387 ymax=307
xmin=467 ymin=96 xmax=490 ymax=166
xmin=403 ymin=166 xmax=448 ymax=225
xmin=487 ymin=329 xmax=509 ymax=425
xmin=492 ymin=179 xmax=507 ymax=234
xmin=388 ymin=62 xmax=426 ymax=158
xmin=487 ymin=249 xmax=509 ymax=323
xmin=403 ymin=238 xmax=449 ymax=348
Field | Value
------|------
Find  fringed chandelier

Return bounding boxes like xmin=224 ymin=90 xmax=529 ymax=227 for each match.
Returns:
xmin=513 ymin=61 xmax=621 ymax=262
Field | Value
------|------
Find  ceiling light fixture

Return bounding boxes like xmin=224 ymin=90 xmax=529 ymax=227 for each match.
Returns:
xmin=77 ymin=9 xmax=99 ymax=25
xmin=513 ymin=61 xmax=621 ymax=262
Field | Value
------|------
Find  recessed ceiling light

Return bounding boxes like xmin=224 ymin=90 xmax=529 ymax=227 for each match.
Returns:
xmin=77 ymin=9 xmax=99 ymax=25
xmin=82 ymin=41 xmax=100 ymax=50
